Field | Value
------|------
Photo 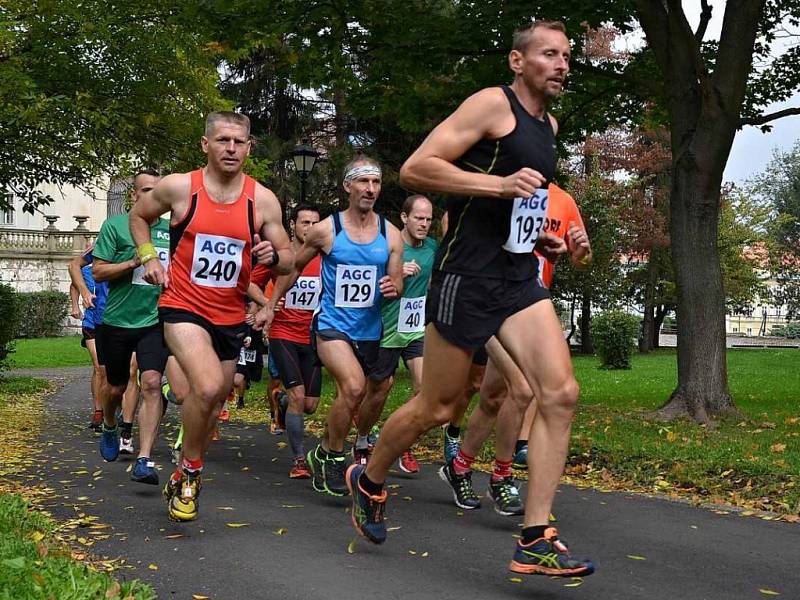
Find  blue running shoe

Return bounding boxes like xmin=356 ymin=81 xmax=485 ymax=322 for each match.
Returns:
xmin=100 ymin=425 xmax=120 ymax=462
xmin=509 ymin=527 xmax=595 ymax=577
xmin=131 ymin=457 xmax=159 ymax=485
xmin=346 ymin=464 xmax=387 ymax=544
xmin=512 ymin=444 xmax=528 ymax=470
xmin=443 ymin=429 xmax=461 ymax=464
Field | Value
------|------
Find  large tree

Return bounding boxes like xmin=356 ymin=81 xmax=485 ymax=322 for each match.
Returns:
xmin=0 ymin=0 xmax=226 ymax=211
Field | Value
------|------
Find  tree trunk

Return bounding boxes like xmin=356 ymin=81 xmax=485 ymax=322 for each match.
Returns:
xmin=579 ymin=295 xmax=593 ymax=354
xmin=655 ymin=167 xmax=737 ymax=423
xmin=639 ymin=252 xmax=659 ymax=353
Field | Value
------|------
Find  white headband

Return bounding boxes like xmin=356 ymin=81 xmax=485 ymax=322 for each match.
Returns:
xmin=344 ymin=165 xmax=382 ymax=182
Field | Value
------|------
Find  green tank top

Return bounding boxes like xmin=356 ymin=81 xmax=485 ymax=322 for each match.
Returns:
xmin=380 ymin=237 xmax=437 ymax=348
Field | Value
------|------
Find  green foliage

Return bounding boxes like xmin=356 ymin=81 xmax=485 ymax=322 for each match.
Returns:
xmin=0 ymin=494 xmax=155 ymax=599
xmin=591 ymin=310 xmax=640 ymax=369
xmin=15 ymin=293 xmax=68 ymax=339
xmin=0 ymin=285 xmax=19 ymax=374
xmin=1 ymin=0 xmax=227 ymax=211
xmin=770 ymin=322 xmax=800 ymax=338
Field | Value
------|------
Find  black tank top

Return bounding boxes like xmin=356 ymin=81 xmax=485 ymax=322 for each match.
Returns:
xmin=435 ymin=85 xmax=557 ymax=281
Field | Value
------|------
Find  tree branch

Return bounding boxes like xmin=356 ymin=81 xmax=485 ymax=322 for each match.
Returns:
xmin=741 ymin=106 xmax=800 ymax=126
xmin=695 ymin=0 xmax=713 ymax=43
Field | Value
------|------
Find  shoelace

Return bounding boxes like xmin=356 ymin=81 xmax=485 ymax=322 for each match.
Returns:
xmin=456 ymin=472 xmax=478 ymax=499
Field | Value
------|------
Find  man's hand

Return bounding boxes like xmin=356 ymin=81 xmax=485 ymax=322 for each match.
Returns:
xmin=142 ymin=256 xmax=168 ymax=287
xmin=567 ymin=221 xmax=591 ymax=261
xmin=70 ymin=306 xmax=82 ymax=320
xmin=402 ymin=260 xmax=421 ymax=278
xmin=535 ymin=231 xmax=568 ymax=261
xmin=379 ymin=275 xmax=399 ymax=299
xmin=253 ymin=305 xmax=275 ymax=331
xmin=252 ymin=234 xmax=276 ymax=266
xmin=500 ymin=168 xmax=546 ymax=199
xmin=80 ymin=291 xmax=96 ymax=310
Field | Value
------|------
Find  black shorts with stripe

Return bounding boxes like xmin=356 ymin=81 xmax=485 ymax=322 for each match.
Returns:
xmin=425 ymin=270 xmax=549 ymax=352
xmin=268 ymin=338 xmax=322 ymax=397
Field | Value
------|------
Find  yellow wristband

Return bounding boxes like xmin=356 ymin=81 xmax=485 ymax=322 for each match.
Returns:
xmin=137 ymin=242 xmax=157 ymax=264
xmin=578 ymin=255 xmax=591 ymax=266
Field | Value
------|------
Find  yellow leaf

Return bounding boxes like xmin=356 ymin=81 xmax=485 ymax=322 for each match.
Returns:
xmin=241 ymin=466 xmax=250 ymax=471
xmin=387 ymin=526 xmax=402 ymax=532
xmin=509 ymin=577 xmax=522 ymax=583
xmin=421 ymin=552 xmax=428 ymax=557
xmin=273 ymin=528 xmax=287 ymax=535
xmin=564 ymin=578 xmax=584 ymax=588
xmin=626 ymin=555 xmax=646 ymax=561
xmin=226 ymin=523 xmax=249 ymax=528
xmin=402 ymin=496 xmax=413 ymax=501
xmin=216 ymin=507 xmax=234 ymax=511
xmin=125 ymin=465 xmax=133 ymax=473
xmin=192 ymin=595 xmax=210 ymax=599
xmin=408 ymin=550 xmax=417 ymax=555
xmin=30 ymin=531 xmax=44 ymax=542
xmin=666 ymin=431 xmax=678 ymax=442
xmin=276 ymin=442 xmax=287 ymax=449
xmin=759 ymin=589 xmax=780 ymax=596
xmin=77 ymin=496 xmax=89 ymax=501
xmin=164 ymin=534 xmax=183 ymax=539
xmin=148 ymin=563 xmax=158 ymax=570
xmin=347 ymin=539 xmax=356 ymax=554
xmin=92 ymin=470 xmax=102 ymax=477
xmin=770 ymin=443 xmax=786 ymax=453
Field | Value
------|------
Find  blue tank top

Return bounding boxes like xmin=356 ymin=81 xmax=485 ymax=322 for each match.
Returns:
xmin=80 ymin=263 xmax=108 ymax=328
xmin=315 ymin=212 xmax=389 ymax=341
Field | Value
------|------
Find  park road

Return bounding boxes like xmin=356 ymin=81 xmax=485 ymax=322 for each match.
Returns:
xmin=21 ymin=368 xmax=800 ymax=599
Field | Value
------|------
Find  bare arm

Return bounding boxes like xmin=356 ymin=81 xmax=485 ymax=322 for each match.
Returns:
xmin=399 ymin=88 xmax=546 ymax=199
xmin=69 ymin=284 xmax=81 ymax=319
xmin=92 ymin=256 xmax=140 ymax=282
xmin=379 ymin=222 xmax=404 ymax=299
xmin=247 ymin=282 xmax=268 ymax=308
xmin=253 ymin=186 xmax=294 ymax=275
xmin=68 ymin=254 xmax=94 ymax=307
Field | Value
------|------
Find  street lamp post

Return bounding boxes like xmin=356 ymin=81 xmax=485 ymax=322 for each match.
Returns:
xmin=291 ymin=140 xmax=320 ymax=204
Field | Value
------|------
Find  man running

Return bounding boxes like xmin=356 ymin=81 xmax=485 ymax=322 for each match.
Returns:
xmin=68 ymin=244 xmax=109 ymax=431
xmin=347 ymin=21 xmax=594 ymax=578
xmin=290 ymin=156 xmax=403 ymax=496
xmin=92 ymin=169 xmax=171 ymax=485
xmin=130 ymin=111 xmax=293 ymax=522
xmin=441 ymin=183 xmax=592 ymax=516
xmin=354 ymin=194 xmax=436 ymax=473
xmin=255 ymin=204 xmax=323 ymax=479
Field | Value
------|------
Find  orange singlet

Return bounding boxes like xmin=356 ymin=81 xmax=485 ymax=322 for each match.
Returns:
xmin=159 ymin=169 xmax=255 ymax=325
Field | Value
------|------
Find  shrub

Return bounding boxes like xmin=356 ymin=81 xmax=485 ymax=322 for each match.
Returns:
xmin=770 ymin=322 xmax=800 ymax=338
xmin=0 ymin=284 xmax=20 ymax=373
xmin=15 ymin=291 xmax=69 ymax=338
xmin=591 ymin=310 xmax=641 ymax=369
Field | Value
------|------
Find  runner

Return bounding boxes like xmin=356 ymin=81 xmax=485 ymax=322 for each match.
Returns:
xmin=347 ymin=21 xmax=594 ymax=578
xmin=130 ymin=111 xmax=293 ymax=522
xmin=441 ymin=183 xmax=592 ymax=516
xmin=289 ymin=156 xmax=403 ymax=496
xmin=354 ymin=194 xmax=436 ymax=473
xmin=256 ymin=204 xmax=323 ymax=478
xmin=92 ymin=169 xmax=172 ymax=485
xmin=68 ymin=245 xmax=109 ymax=430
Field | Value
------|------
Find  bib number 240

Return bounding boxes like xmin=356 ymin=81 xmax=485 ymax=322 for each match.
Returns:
xmin=191 ymin=234 xmax=245 ymax=288
xmin=503 ymin=189 xmax=548 ymax=254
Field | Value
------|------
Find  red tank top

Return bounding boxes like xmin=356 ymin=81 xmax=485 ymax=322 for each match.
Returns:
xmin=268 ymin=255 xmax=321 ymax=344
xmin=159 ymin=169 xmax=255 ymax=325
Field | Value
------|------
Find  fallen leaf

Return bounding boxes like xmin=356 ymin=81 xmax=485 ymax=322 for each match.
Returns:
xmin=564 ymin=578 xmax=584 ymax=588
xmin=408 ymin=550 xmax=417 ymax=555
xmin=770 ymin=443 xmax=786 ymax=453
xmin=421 ymin=552 xmax=428 ymax=557
xmin=192 ymin=595 xmax=210 ymax=599
xmin=226 ymin=523 xmax=250 ymax=528
xmin=347 ymin=539 xmax=356 ymax=554
xmin=759 ymin=589 xmax=780 ymax=596
xmin=626 ymin=555 xmax=646 ymax=561
xmin=148 ymin=563 xmax=158 ymax=570
xmin=216 ymin=507 xmax=234 ymax=511
xmin=77 ymin=496 xmax=89 ymax=501
xmin=92 ymin=470 xmax=102 ymax=477
xmin=164 ymin=534 xmax=183 ymax=539
xmin=402 ymin=496 xmax=413 ymax=501
xmin=125 ymin=465 xmax=133 ymax=473
xmin=387 ymin=526 xmax=402 ymax=532
xmin=281 ymin=504 xmax=303 ymax=509
xmin=276 ymin=442 xmax=287 ymax=449
xmin=273 ymin=528 xmax=287 ymax=535
xmin=30 ymin=531 xmax=45 ymax=542
xmin=509 ymin=577 xmax=522 ymax=583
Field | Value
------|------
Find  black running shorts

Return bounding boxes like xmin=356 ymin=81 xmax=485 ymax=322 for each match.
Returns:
xmin=370 ymin=338 xmax=424 ymax=382
xmin=268 ymin=338 xmax=322 ymax=397
xmin=96 ymin=322 xmax=168 ymax=387
xmin=160 ymin=308 xmax=245 ymax=362
xmin=314 ymin=328 xmax=380 ymax=379
xmin=425 ymin=271 xmax=549 ymax=352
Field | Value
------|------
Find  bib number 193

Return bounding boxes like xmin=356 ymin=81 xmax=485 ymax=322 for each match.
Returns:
xmin=503 ymin=189 xmax=548 ymax=254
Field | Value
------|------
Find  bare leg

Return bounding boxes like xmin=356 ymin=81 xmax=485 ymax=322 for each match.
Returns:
xmin=365 ymin=325 xmax=473 ymax=484
xmin=136 ymin=370 xmax=163 ymax=459
xmin=85 ymin=339 xmax=103 ymax=412
xmin=356 ymin=376 xmax=393 ymax=437
xmin=121 ymin=354 xmax=140 ymax=424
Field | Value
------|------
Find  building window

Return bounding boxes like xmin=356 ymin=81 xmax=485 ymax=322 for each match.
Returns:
xmin=1 ymin=193 xmax=14 ymax=225
xmin=747 ymin=327 xmax=752 ymax=335
xmin=733 ymin=327 xmax=738 ymax=332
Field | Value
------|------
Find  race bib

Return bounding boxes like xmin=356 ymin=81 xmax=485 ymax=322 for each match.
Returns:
xmin=503 ymin=189 xmax=548 ymax=254
xmin=191 ymin=234 xmax=244 ymax=288
xmin=132 ymin=247 xmax=170 ymax=286
xmin=397 ymin=296 xmax=425 ymax=334
xmin=334 ymin=264 xmax=376 ymax=308
xmin=284 ymin=276 xmax=321 ymax=310
xmin=238 ymin=348 xmax=256 ymax=365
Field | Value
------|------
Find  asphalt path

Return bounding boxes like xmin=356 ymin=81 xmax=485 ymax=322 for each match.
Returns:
xmin=21 ymin=368 xmax=800 ymax=599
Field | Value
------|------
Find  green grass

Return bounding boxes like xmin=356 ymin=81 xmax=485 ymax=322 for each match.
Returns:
xmin=10 ymin=337 xmax=89 ymax=369
xmin=0 ymin=494 xmax=155 ymax=600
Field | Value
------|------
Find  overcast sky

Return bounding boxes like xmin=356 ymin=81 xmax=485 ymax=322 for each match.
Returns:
xmin=678 ymin=1 xmax=800 ymax=184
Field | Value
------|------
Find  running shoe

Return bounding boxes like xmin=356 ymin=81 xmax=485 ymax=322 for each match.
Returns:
xmin=218 ymin=407 xmax=230 ymax=422
xmin=99 ymin=425 xmax=120 ymax=462
xmin=163 ymin=472 xmax=181 ymax=502
xmin=443 ymin=429 xmax=461 ymax=464
xmin=438 ymin=461 xmax=480 ymax=510
xmin=119 ymin=435 xmax=134 ymax=455
xmin=131 ymin=457 xmax=159 ymax=485
xmin=398 ymin=450 xmax=419 ymax=474
xmin=488 ymin=476 xmax=524 ymax=516
xmin=289 ymin=456 xmax=311 ymax=479
xmin=346 ymin=464 xmax=387 ymax=544
xmin=89 ymin=410 xmax=103 ymax=432
xmin=512 ymin=444 xmax=528 ymax=470
xmin=324 ymin=452 xmax=349 ymax=496
xmin=352 ymin=446 xmax=370 ymax=467
xmin=168 ymin=471 xmax=202 ymax=522
xmin=509 ymin=527 xmax=595 ymax=577
xmin=306 ymin=446 xmax=326 ymax=493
